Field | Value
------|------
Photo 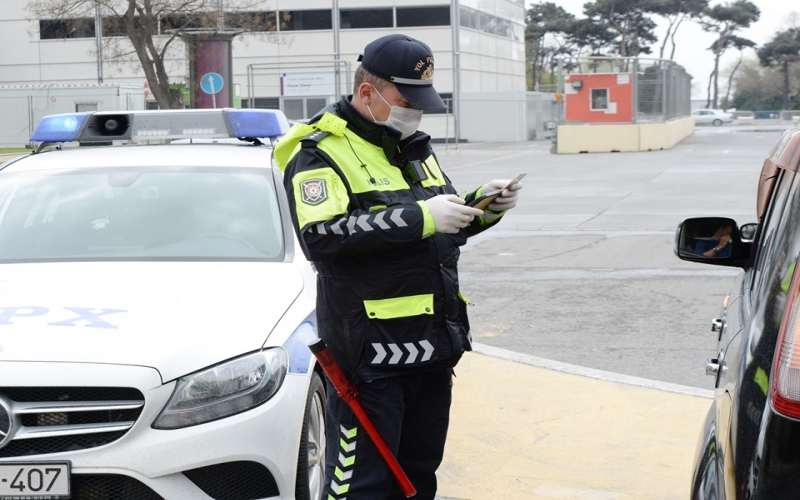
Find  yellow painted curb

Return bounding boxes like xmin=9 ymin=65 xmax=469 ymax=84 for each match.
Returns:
xmin=438 ymin=352 xmax=710 ymax=500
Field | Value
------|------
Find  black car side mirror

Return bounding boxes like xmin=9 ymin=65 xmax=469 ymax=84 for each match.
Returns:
xmin=674 ymin=217 xmax=754 ymax=269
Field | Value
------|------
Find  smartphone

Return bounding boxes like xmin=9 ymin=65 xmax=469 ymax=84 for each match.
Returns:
xmin=468 ymin=189 xmax=503 ymax=210
xmin=467 ymin=173 xmax=526 ymax=210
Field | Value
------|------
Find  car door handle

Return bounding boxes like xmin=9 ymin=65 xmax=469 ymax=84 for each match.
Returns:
xmin=706 ymin=358 xmax=720 ymax=376
xmin=711 ymin=318 xmax=723 ymax=332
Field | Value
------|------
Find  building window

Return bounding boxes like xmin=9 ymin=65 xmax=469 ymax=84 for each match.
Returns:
xmin=279 ymin=10 xmax=332 ymax=31
xmin=397 ymin=6 xmax=450 ymax=27
xmin=340 ymin=8 xmax=393 ymax=29
xmin=227 ymin=11 xmax=277 ymax=31
xmin=245 ymin=97 xmax=280 ymax=110
xmin=102 ymin=17 xmax=124 ymax=37
xmin=591 ymin=89 xmax=609 ymax=110
xmin=512 ymin=23 xmax=524 ymax=42
xmin=102 ymin=16 xmax=143 ymax=36
xmin=459 ymin=6 xmax=519 ymax=40
xmin=480 ymin=11 xmax=496 ymax=35
xmin=75 ymin=103 xmax=98 ymax=112
xmin=494 ymin=18 xmax=512 ymax=38
xmin=160 ymin=13 xmax=218 ymax=32
xmin=459 ymin=7 xmax=478 ymax=30
xmin=40 ymin=18 xmax=95 ymax=39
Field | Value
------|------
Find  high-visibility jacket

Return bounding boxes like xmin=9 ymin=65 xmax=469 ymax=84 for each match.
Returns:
xmin=275 ymin=97 xmax=505 ymax=382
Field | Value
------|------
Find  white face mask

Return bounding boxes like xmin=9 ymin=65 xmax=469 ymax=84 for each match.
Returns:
xmin=367 ymin=87 xmax=423 ymax=140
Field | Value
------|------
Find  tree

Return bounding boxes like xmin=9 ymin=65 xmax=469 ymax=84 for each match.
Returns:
xmin=28 ymin=0 xmax=272 ymax=109
xmin=699 ymin=0 xmax=760 ymax=109
xmin=583 ymin=0 xmax=658 ymax=57
xmin=646 ymin=0 xmax=708 ymax=59
xmin=525 ymin=2 xmax=576 ymax=90
xmin=566 ymin=18 xmax=618 ymax=58
xmin=758 ymin=28 xmax=800 ymax=109
xmin=730 ymin=58 xmax=786 ymax=110
xmin=721 ymin=35 xmax=756 ymax=108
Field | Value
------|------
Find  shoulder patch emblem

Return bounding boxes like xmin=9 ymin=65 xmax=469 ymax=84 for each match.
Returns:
xmin=300 ymin=178 xmax=328 ymax=205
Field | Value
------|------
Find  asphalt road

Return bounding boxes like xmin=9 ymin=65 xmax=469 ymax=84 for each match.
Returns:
xmin=436 ymin=122 xmax=791 ymax=390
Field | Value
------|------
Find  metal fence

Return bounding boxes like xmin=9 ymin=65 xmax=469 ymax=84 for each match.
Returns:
xmin=458 ymin=92 xmax=558 ymax=143
xmin=557 ymin=56 xmax=692 ymax=124
xmin=245 ymin=60 xmax=352 ymax=121
xmin=0 ymin=88 xmax=145 ymax=148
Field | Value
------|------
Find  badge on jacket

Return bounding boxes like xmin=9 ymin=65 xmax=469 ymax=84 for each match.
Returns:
xmin=300 ymin=179 xmax=327 ymax=205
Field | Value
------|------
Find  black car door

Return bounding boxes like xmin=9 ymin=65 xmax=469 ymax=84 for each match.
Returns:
xmin=725 ymin=168 xmax=800 ymax=498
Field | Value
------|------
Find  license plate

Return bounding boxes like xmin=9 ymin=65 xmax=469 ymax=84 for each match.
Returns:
xmin=0 ymin=462 xmax=70 ymax=499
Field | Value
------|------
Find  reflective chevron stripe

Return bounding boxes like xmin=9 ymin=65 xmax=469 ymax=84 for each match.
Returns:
xmin=371 ymin=340 xmax=435 ymax=364
xmin=328 ymin=425 xmax=357 ymax=499
xmin=308 ymin=209 xmax=408 ymax=235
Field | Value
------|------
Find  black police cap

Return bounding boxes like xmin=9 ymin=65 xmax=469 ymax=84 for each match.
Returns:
xmin=357 ymin=34 xmax=447 ymax=111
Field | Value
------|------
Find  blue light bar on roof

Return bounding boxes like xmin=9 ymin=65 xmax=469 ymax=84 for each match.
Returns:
xmin=226 ymin=109 xmax=290 ymax=138
xmin=29 ymin=108 xmax=292 ymax=145
xmin=29 ymin=113 xmax=88 ymax=143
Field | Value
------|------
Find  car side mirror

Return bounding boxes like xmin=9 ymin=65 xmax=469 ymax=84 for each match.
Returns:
xmin=740 ymin=222 xmax=758 ymax=243
xmin=674 ymin=217 xmax=753 ymax=269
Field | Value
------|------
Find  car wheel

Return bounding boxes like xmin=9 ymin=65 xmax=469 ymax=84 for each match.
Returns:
xmin=295 ymin=371 xmax=326 ymax=500
xmin=690 ymin=439 xmax=719 ymax=500
xmin=712 ymin=119 xmax=723 ymax=126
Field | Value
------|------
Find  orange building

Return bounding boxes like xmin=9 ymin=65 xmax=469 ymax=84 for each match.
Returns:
xmin=564 ymin=73 xmax=634 ymax=123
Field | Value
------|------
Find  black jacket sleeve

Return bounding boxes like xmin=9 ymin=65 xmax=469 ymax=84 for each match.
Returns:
xmin=283 ymin=147 xmax=432 ymax=262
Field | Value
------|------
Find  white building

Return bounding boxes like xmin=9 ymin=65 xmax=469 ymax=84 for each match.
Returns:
xmin=0 ymin=1 xmax=535 ymax=144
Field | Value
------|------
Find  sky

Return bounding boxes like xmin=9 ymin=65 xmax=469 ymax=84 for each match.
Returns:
xmin=534 ymin=0 xmax=798 ymax=100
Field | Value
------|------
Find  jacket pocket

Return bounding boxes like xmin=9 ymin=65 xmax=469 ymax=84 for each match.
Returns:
xmin=364 ymin=294 xmax=437 ymax=368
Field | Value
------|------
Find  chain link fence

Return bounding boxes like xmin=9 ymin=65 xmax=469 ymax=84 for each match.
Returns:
xmin=245 ymin=60 xmax=560 ymax=143
xmin=557 ymin=57 xmax=691 ymax=124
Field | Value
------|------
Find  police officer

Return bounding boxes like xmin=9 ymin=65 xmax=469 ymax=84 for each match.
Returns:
xmin=274 ymin=34 xmax=523 ymax=500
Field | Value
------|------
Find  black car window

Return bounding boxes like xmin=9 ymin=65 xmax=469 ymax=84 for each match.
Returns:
xmin=748 ymin=172 xmax=800 ymax=357
xmin=751 ymin=169 xmax=798 ymax=304
xmin=0 ymin=167 xmax=284 ymax=262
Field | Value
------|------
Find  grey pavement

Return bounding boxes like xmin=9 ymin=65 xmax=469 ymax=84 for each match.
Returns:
xmin=429 ymin=122 xmax=792 ymax=499
xmin=437 ymin=123 xmax=787 ymax=390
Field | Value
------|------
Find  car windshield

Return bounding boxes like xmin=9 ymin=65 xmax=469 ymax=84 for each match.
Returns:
xmin=0 ymin=166 xmax=284 ymax=262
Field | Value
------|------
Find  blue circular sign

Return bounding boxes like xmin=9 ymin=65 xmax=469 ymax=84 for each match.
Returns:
xmin=200 ymin=72 xmax=224 ymax=95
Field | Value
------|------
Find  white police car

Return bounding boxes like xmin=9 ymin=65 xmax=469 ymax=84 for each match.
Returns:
xmin=0 ymin=109 xmax=325 ymax=500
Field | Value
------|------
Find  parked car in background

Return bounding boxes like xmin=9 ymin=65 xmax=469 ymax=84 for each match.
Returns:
xmin=676 ymin=124 xmax=800 ymax=499
xmin=0 ymin=109 xmax=326 ymax=500
xmin=691 ymin=108 xmax=735 ymax=126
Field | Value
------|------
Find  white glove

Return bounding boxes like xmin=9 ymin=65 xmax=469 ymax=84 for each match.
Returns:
xmin=482 ymin=179 xmax=523 ymax=212
xmin=424 ymin=195 xmax=484 ymax=234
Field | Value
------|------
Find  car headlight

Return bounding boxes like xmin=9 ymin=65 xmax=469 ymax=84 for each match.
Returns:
xmin=153 ymin=348 xmax=288 ymax=430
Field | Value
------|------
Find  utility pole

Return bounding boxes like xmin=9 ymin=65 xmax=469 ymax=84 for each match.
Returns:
xmin=95 ymin=1 xmax=103 ymax=83
xmin=451 ymin=0 xmax=461 ymax=147
xmin=333 ymin=0 xmax=341 ymax=98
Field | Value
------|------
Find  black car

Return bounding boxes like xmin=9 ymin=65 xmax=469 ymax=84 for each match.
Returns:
xmin=677 ymin=124 xmax=800 ymax=499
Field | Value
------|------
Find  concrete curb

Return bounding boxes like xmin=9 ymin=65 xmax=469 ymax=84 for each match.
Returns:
xmin=472 ymin=342 xmax=713 ymax=399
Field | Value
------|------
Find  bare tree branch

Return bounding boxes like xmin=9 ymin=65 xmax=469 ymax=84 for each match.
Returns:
xmin=28 ymin=0 xmax=279 ymax=109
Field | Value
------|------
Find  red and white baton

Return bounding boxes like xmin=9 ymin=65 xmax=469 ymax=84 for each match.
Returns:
xmin=308 ymin=338 xmax=416 ymax=498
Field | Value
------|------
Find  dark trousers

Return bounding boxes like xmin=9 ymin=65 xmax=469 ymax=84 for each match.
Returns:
xmin=323 ymin=368 xmax=453 ymax=500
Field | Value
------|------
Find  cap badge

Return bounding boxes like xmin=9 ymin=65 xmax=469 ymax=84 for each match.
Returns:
xmin=414 ymin=57 xmax=434 ymax=81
